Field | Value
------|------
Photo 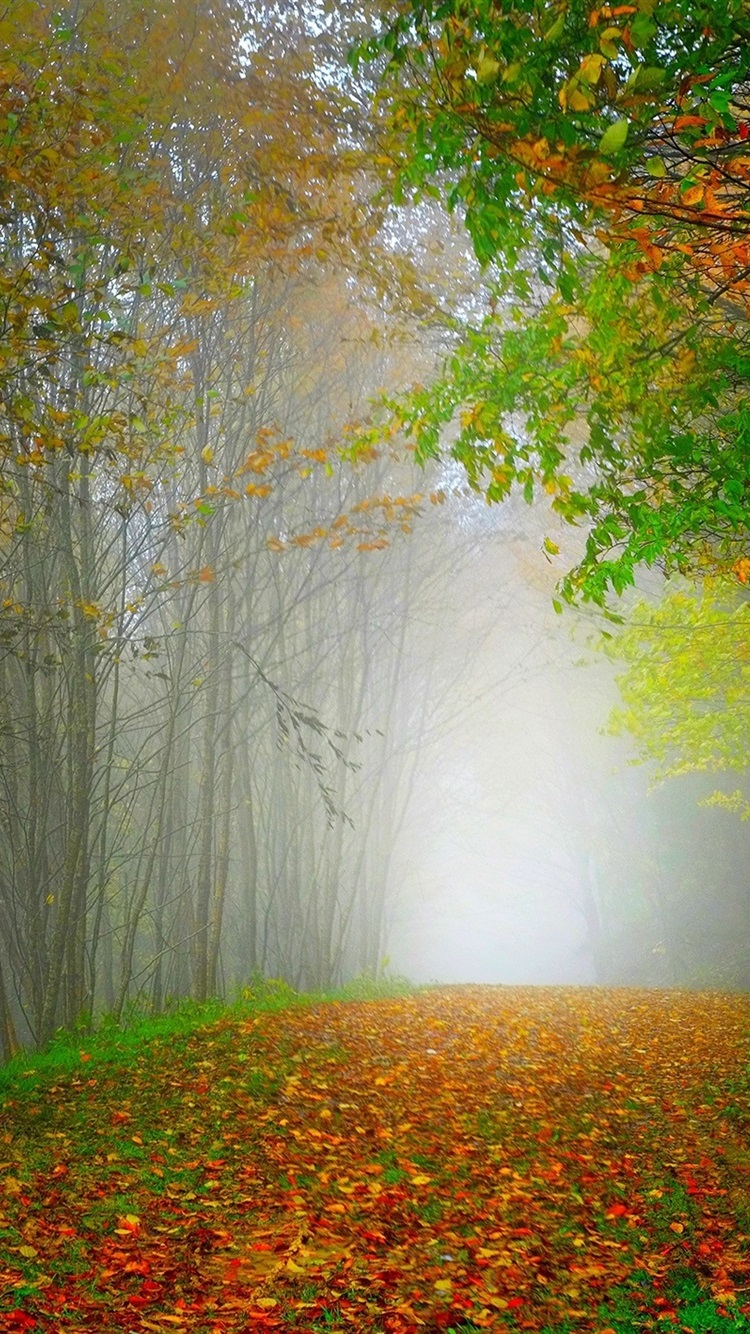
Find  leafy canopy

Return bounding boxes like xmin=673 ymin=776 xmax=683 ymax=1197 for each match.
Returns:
xmin=357 ymin=0 xmax=750 ymax=602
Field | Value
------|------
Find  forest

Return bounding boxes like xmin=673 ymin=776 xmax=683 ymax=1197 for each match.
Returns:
xmin=2 ymin=0 xmax=750 ymax=1053
xmin=3 ymin=2 xmax=750 ymax=1332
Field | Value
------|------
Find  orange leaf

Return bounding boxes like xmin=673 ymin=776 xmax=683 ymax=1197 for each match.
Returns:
xmin=673 ymin=115 xmax=707 ymax=131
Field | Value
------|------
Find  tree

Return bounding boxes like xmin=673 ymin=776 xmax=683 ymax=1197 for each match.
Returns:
xmin=599 ymin=580 xmax=750 ymax=985
xmin=0 ymin=0 xmax=488 ymax=1043
xmin=359 ymin=0 xmax=750 ymax=602
xmin=0 ymin=0 xmax=330 ymax=1041
xmin=607 ymin=581 xmax=750 ymax=807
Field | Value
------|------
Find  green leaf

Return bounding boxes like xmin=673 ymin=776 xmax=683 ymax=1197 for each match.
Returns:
xmin=629 ymin=12 xmax=657 ymax=46
xmin=634 ymin=66 xmax=667 ymax=91
xmin=543 ymin=13 xmax=566 ymax=44
xmin=599 ymin=118 xmax=629 ymax=155
xmin=476 ymin=54 xmax=501 ymax=84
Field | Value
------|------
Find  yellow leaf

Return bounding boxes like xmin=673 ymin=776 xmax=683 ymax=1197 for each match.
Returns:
xmin=180 ymin=295 xmax=216 ymax=316
xmin=579 ymin=52 xmax=606 ymax=84
xmin=18 ymin=1245 xmax=37 ymax=1258
xmin=255 ymin=1298 xmax=278 ymax=1309
xmin=411 ymin=1174 xmax=432 ymax=1186
xmin=434 ymin=1278 xmax=453 ymax=1292
xmin=682 ymin=184 xmax=704 ymax=206
xmin=241 ymin=449 xmax=272 ymax=474
xmin=568 ymin=88 xmax=595 ymax=110
xmin=201 ymin=445 xmax=214 ymax=465
xmin=476 ymin=53 xmax=501 ymax=83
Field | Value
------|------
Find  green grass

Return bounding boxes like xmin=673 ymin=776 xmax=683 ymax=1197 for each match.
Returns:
xmin=590 ymin=1271 xmax=750 ymax=1333
xmin=0 ymin=970 xmax=414 ymax=1096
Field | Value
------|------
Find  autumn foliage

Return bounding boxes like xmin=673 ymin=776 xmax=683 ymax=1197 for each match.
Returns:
xmin=359 ymin=0 xmax=750 ymax=602
xmin=2 ymin=987 xmax=750 ymax=1332
xmin=0 ymin=0 xmax=465 ymax=1051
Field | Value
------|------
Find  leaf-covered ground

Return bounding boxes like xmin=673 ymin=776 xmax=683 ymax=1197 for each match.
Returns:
xmin=2 ymin=986 xmax=750 ymax=1334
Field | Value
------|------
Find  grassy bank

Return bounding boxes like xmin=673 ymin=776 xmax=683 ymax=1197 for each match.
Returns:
xmin=0 ymin=972 xmax=414 ymax=1097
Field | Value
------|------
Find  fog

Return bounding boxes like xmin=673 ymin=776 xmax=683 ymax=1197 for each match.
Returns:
xmin=378 ymin=501 xmax=750 ymax=990
xmin=382 ymin=504 xmax=615 ymax=985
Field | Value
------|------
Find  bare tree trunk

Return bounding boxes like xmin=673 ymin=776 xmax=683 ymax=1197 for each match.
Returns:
xmin=192 ymin=579 xmax=220 ymax=1002
xmin=0 ymin=952 xmax=20 ymax=1060
xmin=39 ymin=465 xmax=96 ymax=1042
xmin=207 ymin=625 xmax=235 ymax=996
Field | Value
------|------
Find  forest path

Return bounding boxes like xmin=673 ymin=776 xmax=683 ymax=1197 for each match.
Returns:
xmin=2 ymin=986 xmax=750 ymax=1332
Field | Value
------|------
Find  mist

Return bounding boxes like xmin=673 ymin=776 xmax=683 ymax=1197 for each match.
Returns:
xmin=381 ymin=506 xmax=629 ymax=988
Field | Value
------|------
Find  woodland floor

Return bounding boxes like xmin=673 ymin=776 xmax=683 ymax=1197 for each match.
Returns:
xmin=2 ymin=986 xmax=750 ymax=1334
